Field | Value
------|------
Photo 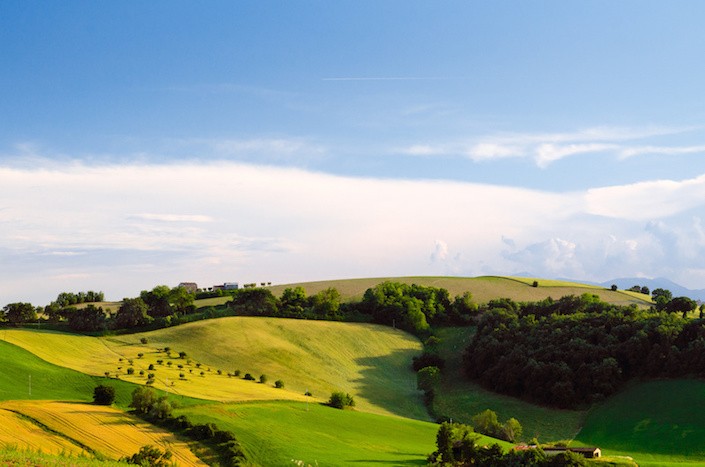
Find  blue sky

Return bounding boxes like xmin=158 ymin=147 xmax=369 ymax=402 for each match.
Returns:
xmin=3 ymin=1 xmax=705 ymax=304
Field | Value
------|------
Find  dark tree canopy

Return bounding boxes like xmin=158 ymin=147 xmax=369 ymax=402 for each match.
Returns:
xmin=2 ymin=302 xmax=37 ymax=325
xmin=115 ymin=297 xmax=152 ymax=329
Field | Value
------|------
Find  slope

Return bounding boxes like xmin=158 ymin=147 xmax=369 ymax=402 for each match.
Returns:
xmin=4 ymin=317 xmax=427 ymax=420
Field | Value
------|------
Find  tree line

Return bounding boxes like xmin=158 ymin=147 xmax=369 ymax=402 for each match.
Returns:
xmin=228 ymin=281 xmax=479 ymax=335
xmin=463 ymin=292 xmax=703 ymax=408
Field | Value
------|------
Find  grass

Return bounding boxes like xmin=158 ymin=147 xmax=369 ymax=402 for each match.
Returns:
xmin=431 ymin=327 xmax=585 ymax=441
xmin=0 ymin=400 xmax=206 ymax=466
xmin=266 ymin=276 xmax=653 ymax=306
xmin=178 ymin=400 xmax=513 ymax=466
xmin=4 ymin=317 xmax=427 ymax=419
xmin=575 ymin=379 xmax=705 ymax=466
xmin=0 ymin=446 xmax=127 ymax=466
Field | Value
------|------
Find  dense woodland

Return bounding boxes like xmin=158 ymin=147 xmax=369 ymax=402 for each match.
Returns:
xmin=464 ymin=293 xmax=702 ymax=407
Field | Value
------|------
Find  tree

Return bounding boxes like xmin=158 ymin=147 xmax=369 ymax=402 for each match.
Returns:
xmin=229 ymin=288 xmax=280 ymax=316
xmin=67 ymin=304 xmax=106 ymax=332
xmin=93 ymin=385 xmax=116 ymax=405
xmin=114 ymin=297 xmax=152 ymax=329
xmin=2 ymin=302 xmax=37 ymax=325
xmin=130 ymin=387 xmax=158 ymax=414
xmin=170 ymin=285 xmax=195 ymax=315
xmin=610 ymin=284 xmax=618 ymax=291
xmin=416 ymin=366 xmax=440 ymax=393
xmin=124 ymin=445 xmax=173 ymax=467
xmin=652 ymin=288 xmax=673 ymax=311
xmin=311 ymin=287 xmax=342 ymax=320
xmin=502 ymin=417 xmax=523 ymax=442
xmin=280 ymin=286 xmax=308 ymax=317
xmin=471 ymin=409 xmax=502 ymax=438
xmin=328 ymin=391 xmax=355 ymax=409
xmin=667 ymin=296 xmax=697 ymax=317
xmin=140 ymin=285 xmax=173 ymax=318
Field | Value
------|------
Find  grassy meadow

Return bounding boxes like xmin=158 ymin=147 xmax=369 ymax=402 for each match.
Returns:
xmin=576 ymin=379 xmax=705 ymax=466
xmin=4 ymin=318 xmax=427 ymax=419
xmin=178 ymin=400 xmax=512 ymax=466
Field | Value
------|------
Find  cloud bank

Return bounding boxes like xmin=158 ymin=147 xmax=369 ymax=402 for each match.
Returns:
xmin=2 ymin=160 xmax=705 ymax=303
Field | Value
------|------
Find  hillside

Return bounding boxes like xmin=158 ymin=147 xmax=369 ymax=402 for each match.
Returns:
xmin=265 ymin=276 xmax=653 ymax=306
xmin=4 ymin=317 xmax=427 ymax=420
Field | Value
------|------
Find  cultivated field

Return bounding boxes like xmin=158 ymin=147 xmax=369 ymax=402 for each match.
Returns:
xmin=0 ymin=400 xmax=205 ymax=465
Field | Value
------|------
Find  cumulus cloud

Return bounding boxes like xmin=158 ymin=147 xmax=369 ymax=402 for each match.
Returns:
xmin=431 ymin=240 xmax=449 ymax=262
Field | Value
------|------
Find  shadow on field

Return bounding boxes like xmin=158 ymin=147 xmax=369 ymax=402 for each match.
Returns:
xmin=354 ymin=350 xmax=428 ymax=420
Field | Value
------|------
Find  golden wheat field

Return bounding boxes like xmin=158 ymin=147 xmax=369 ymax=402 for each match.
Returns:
xmin=0 ymin=401 xmax=206 ymax=466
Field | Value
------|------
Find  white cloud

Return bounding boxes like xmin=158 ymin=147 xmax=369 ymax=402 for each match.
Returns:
xmin=401 ymin=125 xmax=703 ymax=167
xmin=4 ymin=158 xmax=705 ymax=303
xmin=585 ymin=173 xmax=705 ymax=220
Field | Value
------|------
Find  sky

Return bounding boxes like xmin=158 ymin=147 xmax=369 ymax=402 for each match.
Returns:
xmin=3 ymin=1 xmax=705 ymax=305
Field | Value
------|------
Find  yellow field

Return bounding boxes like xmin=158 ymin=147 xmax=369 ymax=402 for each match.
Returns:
xmin=2 ymin=318 xmax=425 ymax=418
xmin=0 ymin=401 xmax=206 ymax=465
xmin=0 ymin=408 xmax=85 ymax=455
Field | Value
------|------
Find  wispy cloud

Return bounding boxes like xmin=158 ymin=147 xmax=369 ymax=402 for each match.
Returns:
xmin=402 ymin=125 xmax=704 ymax=167
xmin=133 ymin=213 xmax=214 ymax=223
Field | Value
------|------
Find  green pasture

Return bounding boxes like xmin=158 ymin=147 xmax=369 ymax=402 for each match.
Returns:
xmin=576 ymin=379 xmax=705 ymax=466
xmin=121 ymin=317 xmax=427 ymax=419
xmin=179 ymin=400 xmax=512 ymax=466
xmin=0 ymin=338 xmax=206 ymax=409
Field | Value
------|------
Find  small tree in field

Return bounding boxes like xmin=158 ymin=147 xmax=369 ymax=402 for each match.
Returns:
xmin=93 ymin=385 xmax=116 ymax=405
xmin=124 ymin=445 xmax=173 ymax=467
xmin=274 ymin=380 xmax=284 ymax=388
xmin=328 ymin=391 xmax=355 ymax=409
xmin=259 ymin=374 xmax=267 ymax=384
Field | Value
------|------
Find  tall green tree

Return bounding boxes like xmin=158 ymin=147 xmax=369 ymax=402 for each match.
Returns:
xmin=2 ymin=302 xmax=37 ymax=325
xmin=115 ymin=297 xmax=152 ymax=329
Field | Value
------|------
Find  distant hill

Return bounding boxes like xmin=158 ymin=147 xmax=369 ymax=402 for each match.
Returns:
xmin=599 ymin=277 xmax=705 ymax=301
xmin=267 ymin=276 xmax=653 ymax=307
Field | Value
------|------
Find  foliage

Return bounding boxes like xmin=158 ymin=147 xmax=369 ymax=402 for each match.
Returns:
xmin=123 ymin=444 xmax=173 ymax=467
xmin=464 ymin=293 xmax=705 ymax=408
xmin=274 ymin=379 xmax=284 ymax=388
xmin=428 ymin=422 xmax=584 ymax=466
xmin=93 ymin=384 xmax=116 ymax=405
xmin=417 ymin=366 xmax=441 ymax=393
xmin=328 ymin=391 xmax=355 ymax=409
xmin=114 ymin=297 xmax=152 ymax=329
xmin=2 ymin=302 xmax=38 ymax=325
xmin=67 ymin=304 xmax=107 ymax=332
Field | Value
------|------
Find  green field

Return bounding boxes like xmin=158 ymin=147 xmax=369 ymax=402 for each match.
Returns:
xmin=576 ymin=379 xmax=705 ymax=466
xmin=178 ymin=400 xmax=513 ymax=466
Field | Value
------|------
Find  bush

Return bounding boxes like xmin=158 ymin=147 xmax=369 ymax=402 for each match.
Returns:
xmin=243 ymin=373 xmax=255 ymax=381
xmin=189 ymin=422 xmax=217 ymax=440
xmin=328 ymin=391 xmax=355 ymax=409
xmin=124 ymin=445 xmax=173 ymax=467
xmin=140 ymin=337 xmax=148 ymax=344
xmin=127 ymin=367 xmax=135 ymax=375
xmin=274 ymin=379 xmax=284 ymax=388
xmin=93 ymin=385 xmax=116 ymax=405
xmin=259 ymin=374 xmax=267 ymax=384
